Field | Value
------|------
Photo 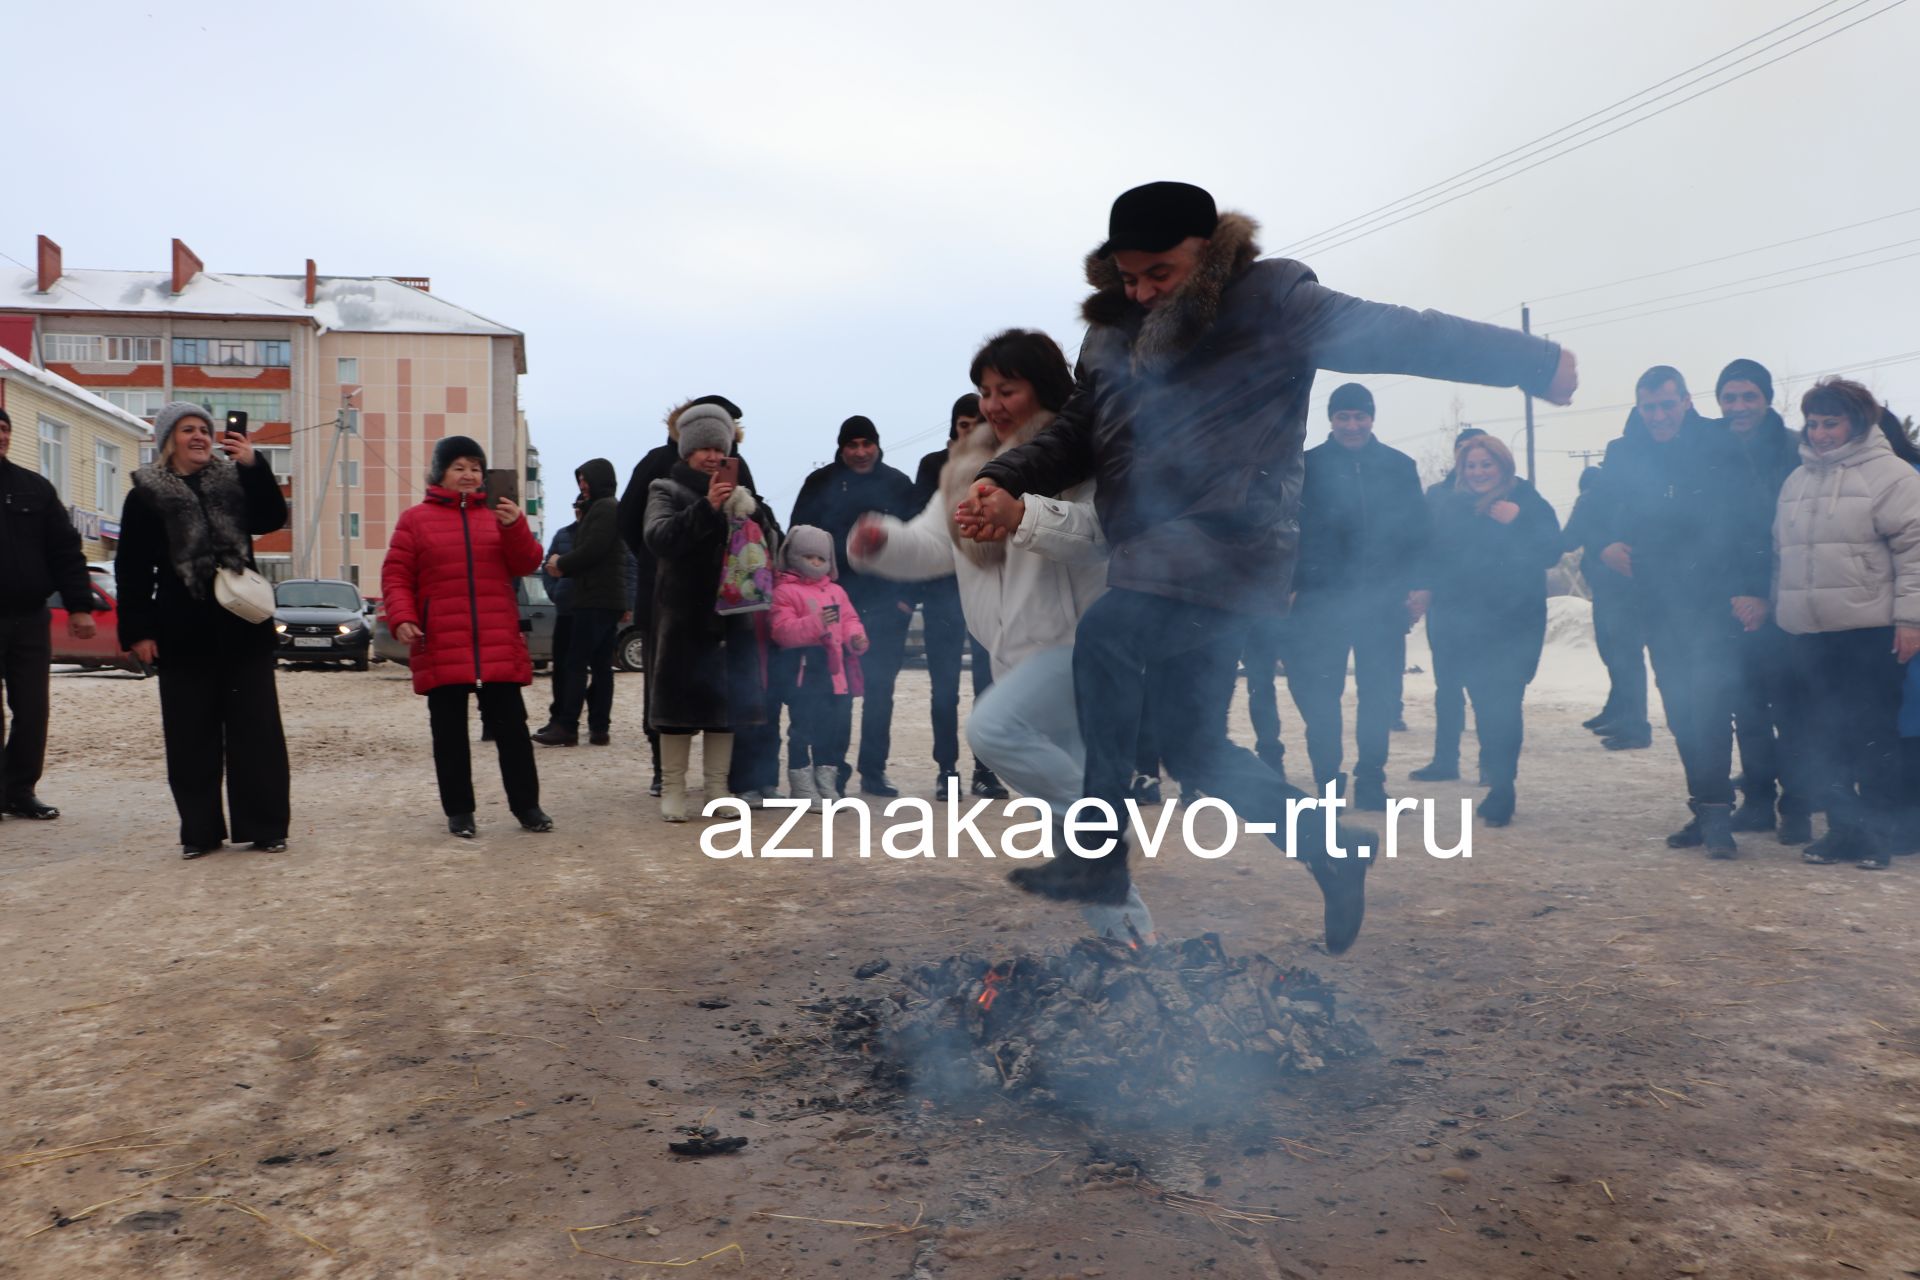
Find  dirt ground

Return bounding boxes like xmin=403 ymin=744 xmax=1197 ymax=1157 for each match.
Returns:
xmin=4 ymin=632 xmax=1918 ymax=1280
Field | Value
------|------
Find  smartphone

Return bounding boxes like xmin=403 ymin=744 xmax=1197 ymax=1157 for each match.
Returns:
xmin=714 ymin=457 xmax=740 ymax=488
xmin=225 ymin=410 xmax=250 ymax=436
xmin=483 ymin=468 xmax=519 ymax=510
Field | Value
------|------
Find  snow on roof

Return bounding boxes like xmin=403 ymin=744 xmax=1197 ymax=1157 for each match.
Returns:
xmin=0 ymin=267 xmax=520 ymax=338
xmin=0 ymin=344 xmax=153 ymax=437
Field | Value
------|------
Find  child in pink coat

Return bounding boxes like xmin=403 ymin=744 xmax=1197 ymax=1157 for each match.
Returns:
xmin=770 ymin=526 xmax=869 ymax=804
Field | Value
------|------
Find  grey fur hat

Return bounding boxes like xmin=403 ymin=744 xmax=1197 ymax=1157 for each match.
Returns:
xmin=677 ymin=403 xmax=736 ymax=459
xmin=783 ymin=524 xmax=836 ymax=580
xmin=153 ymin=401 xmax=216 ymax=455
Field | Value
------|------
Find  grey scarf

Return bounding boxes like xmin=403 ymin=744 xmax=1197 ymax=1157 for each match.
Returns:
xmin=131 ymin=456 xmax=252 ymax=599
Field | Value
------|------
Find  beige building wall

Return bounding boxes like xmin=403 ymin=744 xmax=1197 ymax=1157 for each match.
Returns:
xmin=0 ymin=375 xmax=148 ymax=562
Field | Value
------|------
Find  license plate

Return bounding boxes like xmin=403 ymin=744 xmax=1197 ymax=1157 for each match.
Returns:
xmin=294 ymin=636 xmax=332 ymax=648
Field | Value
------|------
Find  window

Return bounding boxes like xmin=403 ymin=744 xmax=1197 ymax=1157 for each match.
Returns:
xmin=99 ymin=389 xmax=168 ymax=418
xmin=183 ymin=390 xmax=285 ymax=422
xmin=105 ymin=336 xmax=162 ymax=362
xmin=44 ymin=334 xmax=104 ymax=363
xmin=94 ymin=441 xmax=121 ymax=512
xmin=340 ymin=460 xmax=359 ymax=487
xmin=38 ymin=417 xmax=70 ymax=500
xmin=339 ymin=512 xmax=361 ymax=538
xmin=172 ymin=337 xmax=292 ymax=367
xmin=336 ymin=357 xmax=358 ymax=383
xmin=255 ymin=445 xmax=292 ymax=483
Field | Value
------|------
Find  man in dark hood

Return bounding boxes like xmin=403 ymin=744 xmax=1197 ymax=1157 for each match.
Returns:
xmin=791 ymin=415 xmax=920 ymax=796
xmin=1713 ymin=358 xmax=1812 ymax=842
xmin=537 ymin=457 xmax=625 ymax=746
xmin=617 ymin=395 xmax=757 ymax=791
xmin=1591 ymin=366 xmax=1772 ymax=856
xmin=968 ymin=180 xmax=1577 ymax=952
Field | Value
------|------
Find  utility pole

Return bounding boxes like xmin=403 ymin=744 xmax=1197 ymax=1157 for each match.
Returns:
xmin=1521 ymin=304 xmax=1536 ymax=484
xmin=302 ymin=390 xmax=359 ymax=580
xmin=340 ymin=423 xmax=356 ymax=584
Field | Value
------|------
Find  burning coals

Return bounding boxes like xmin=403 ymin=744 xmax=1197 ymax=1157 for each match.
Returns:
xmin=842 ymin=934 xmax=1375 ymax=1122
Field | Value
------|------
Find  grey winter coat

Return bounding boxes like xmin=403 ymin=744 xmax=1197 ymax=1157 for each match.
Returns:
xmin=1773 ymin=428 xmax=1920 ymax=634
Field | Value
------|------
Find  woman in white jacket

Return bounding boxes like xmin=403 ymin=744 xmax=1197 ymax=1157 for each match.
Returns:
xmin=1773 ymin=378 xmax=1920 ymax=869
xmin=850 ymin=329 xmax=1151 ymax=938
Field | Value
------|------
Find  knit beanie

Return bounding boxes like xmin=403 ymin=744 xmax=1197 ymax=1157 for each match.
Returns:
xmin=677 ymin=403 xmax=736 ymax=459
xmin=838 ymin=415 xmax=879 ymax=447
xmin=784 ymin=524 xmax=836 ymax=580
xmin=691 ymin=393 xmax=743 ymax=419
xmin=153 ymin=401 xmax=216 ymax=456
xmin=949 ymin=394 xmax=980 ymax=437
xmin=1715 ymin=358 xmax=1774 ymax=405
xmin=1454 ymin=426 xmax=1487 ymax=449
xmin=429 ymin=434 xmax=487 ymax=486
xmin=1328 ymin=383 xmax=1375 ymax=417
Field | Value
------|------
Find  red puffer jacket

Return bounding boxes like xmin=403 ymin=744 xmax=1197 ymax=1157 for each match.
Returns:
xmin=382 ymin=486 xmax=545 ymax=694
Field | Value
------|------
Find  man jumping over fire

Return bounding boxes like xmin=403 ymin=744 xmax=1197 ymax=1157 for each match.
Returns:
xmin=959 ymin=181 xmax=1578 ymax=954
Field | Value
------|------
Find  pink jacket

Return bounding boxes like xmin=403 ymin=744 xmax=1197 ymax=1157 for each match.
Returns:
xmin=769 ymin=570 xmax=867 ymax=695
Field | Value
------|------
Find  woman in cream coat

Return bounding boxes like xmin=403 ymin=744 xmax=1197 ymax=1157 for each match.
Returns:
xmin=1774 ymin=378 xmax=1920 ymax=869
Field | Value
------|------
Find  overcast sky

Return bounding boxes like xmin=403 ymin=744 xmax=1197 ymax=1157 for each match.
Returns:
xmin=10 ymin=0 xmax=1917 ymax=516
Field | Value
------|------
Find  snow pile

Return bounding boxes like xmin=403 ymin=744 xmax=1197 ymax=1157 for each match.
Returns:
xmin=1543 ymin=595 xmax=1596 ymax=652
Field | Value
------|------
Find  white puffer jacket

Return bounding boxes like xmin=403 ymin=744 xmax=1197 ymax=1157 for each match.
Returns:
xmin=1772 ymin=428 xmax=1920 ymax=634
xmin=850 ymin=415 xmax=1107 ymax=678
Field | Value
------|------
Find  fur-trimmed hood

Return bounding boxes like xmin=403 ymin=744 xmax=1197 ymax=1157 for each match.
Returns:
xmin=1080 ymin=211 xmax=1263 ymax=372
xmin=664 ymin=398 xmax=745 ymax=448
xmin=130 ymin=455 xmax=252 ymax=599
xmin=937 ymin=412 xmax=1054 ymax=568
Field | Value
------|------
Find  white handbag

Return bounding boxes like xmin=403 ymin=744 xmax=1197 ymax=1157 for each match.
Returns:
xmin=214 ymin=566 xmax=276 ymax=624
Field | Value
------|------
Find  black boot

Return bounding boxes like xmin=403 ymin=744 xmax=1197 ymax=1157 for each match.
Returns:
xmin=1409 ymin=759 xmax=1459 ymax=782
xmin=1777 ymin=811 xmax=1814 ymax=845
xmin=1697 ymin=802 xmax=1737 ymax=859
xmin=1478 ymin=782 xmax=1515 ymax=827
xmin=1801 ymin=823 xmax=1859 ymax=864
xmin=448 ymin=814 xmax=477 ymax=838
xmin=1127 ymin=773 xmax=1163 ymax=806
xmin=1729 ymin=787 xmax=1777 ymax=833
xmin=1008 ymin=825 xmax=1130 ymax=905
xmin=515 ymin=807 xmax=555 ymax=833
xmin=1353 ymin=775 xmax=1388 ymax=811
xmin=1300 ymin=828 xmax=1374 ymax=956
xmin=1667 ymin=804 xmax=1704 ymax=848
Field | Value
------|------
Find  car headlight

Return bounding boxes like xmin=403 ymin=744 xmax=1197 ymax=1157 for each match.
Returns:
xmin=274 ymin=622 xmax=288 ymax=634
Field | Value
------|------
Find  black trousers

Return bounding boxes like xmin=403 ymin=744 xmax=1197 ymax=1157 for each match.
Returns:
xmin=1074 ymin=588 xmax=1334 ymax=860
xmin=1591 ymin=589 xmax=1650 ymax=735
xmin=1645 ymin=610 xmax=1740 ymax=806
xmin=1241 ymin=614 xmax=1287 ymax=762
xmin=1427 ymin=624 xmax=1472 ymax=770
xmin=546 ymin=613 xmax=574 ymax=722
xmin=1785 ymin=628 xmax=1902 ymax=832
xmin=428 ymin=682 xmax=539 ymax=817
xmin=1463 ymin=665 xmax=1528 ymax=786
xmin=0 ymin=609 xmax=53 ymax=805
xmin=923 ymin=588 xmax=967 ymax=773
xmin=1730 ymin=623 xmax=1810 ymax=815
xmin=730 ymin=678 xmax=783 ymax=795
xmin=554 ymin=606 xmax=619 ymax=733
xmin=785 ymin=660 xmax=853 ymax=769
xmin=853 ymin=598 xmax=911 ymax=779
xmin=1285 ymin=591 xmax=1406 ymax=786
xmin=157 ymin=649 xmax=291 ymax=846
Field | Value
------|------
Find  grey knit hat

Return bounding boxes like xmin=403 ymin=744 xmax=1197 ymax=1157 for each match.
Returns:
xmin=153 ymin=401 xmax=216 ymax=455
xmin=677 ymin=402 xmax=736 ymax=459
xmin=783 ymin=524 xmax=836 ymax=580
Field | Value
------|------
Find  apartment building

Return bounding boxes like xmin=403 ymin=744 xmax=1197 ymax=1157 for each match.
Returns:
xmin=0 ymin=344 xmax=151 ymax=561
xmin=0 ymin=237 xmax=533 ymax=586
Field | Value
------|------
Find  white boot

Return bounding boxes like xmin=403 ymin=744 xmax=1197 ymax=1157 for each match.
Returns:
xmin=787 ymin=766 xmax=820 ymax=806
xmin=813 ymin=764 xmax=841 ymax=813
xmin=659 ymin=734 xmax=692 ymax=823
xmin=702 ymin=732 xmax=735 ymax=813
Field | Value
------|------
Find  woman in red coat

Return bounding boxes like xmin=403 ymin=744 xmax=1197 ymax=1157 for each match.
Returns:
xmin=382 ymin=436 xmax=553 ymax=837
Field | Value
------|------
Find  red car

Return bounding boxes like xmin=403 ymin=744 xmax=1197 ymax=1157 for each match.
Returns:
xmin=50 ymin=577 xmax=150 ymax=676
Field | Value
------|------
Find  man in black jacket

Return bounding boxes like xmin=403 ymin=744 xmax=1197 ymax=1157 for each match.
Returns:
xmin=1593 ymin=366 xmax=1771 ymax=856
xmin=538 ymin=459 xmax=627 ymax=747
xmin=0 ymin=407 xmax=97 ymax=819
xmin=1713 ymin=358 xmax=1812 ymax=842
xmin=1286 ymin=384 xmax=1429 ymax=809
xmin=791 ymin=415 xmax=920 ymax=796
xmin=1562 ymin=463 xmax=1651 ymax=749
xmin=968 ymin=181 xmax=1576 ymax=952
xmin=617 ymin=395 xmax=756 ymax=793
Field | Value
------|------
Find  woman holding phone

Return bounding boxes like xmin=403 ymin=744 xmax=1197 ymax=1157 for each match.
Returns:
xmin=381 ymin=435 xmax=554 ymax=837
xmin=116 ymin=401 xmax=292 ymax=858
xmin=644 ymin=403 xmax=783 ymax=821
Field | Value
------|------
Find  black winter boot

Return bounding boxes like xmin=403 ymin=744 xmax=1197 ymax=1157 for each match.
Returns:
xmin=1777 ymin=811 xmax=1814 ymax=845
xmin=1478 ymin=783 xmax=1515 ymax=827
xmin=1697 ymin=803 xmax=1737 ymax=859
xmin=1409 ymin=759 xmax=1459 ymax=782
xmin=1353 ymin=776 xmax=1388 ymax=811
xmin=1298 ymin=829 xmax=1374 ymax=956
xmin=1009 ymin=823 xmax=1130 ymax=905
xmin=1729 ymin=787 xmax=1777 ymax=833
xmin=1667 ymin=805 xmax=1704 ymax=848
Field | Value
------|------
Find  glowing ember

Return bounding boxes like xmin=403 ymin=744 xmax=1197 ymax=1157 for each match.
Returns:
xmin=977 ymin=967 xmax=1007 ymax=1010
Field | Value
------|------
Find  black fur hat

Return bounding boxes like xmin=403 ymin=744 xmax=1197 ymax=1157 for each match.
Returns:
xmin=429 ymin=434 xmax=486 ymax=486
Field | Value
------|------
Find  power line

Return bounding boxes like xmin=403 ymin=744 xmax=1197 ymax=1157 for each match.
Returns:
xmin=1277 ymin=0 xmax=1856 ymax=256
xmin=1549 ymin=245 xmax=1920 ymax=334
xmin=1280 ymin=0 xmax=1909 ymax=260
xmin=1540 ymin=234 xmax=1920 ymax=326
